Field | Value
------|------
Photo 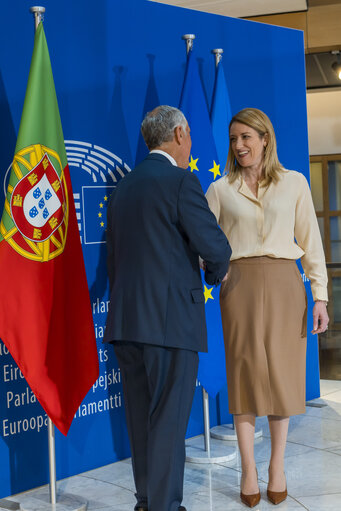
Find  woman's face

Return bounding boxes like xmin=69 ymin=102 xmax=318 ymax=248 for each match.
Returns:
xmin=229 ymin=122 xmax=267 ymax=169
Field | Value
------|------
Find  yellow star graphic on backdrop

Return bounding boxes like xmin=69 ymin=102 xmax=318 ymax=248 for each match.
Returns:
xmin=188 ymin=155 xmax=199 ymax=173
xmin=98 ymin=212 xmax=102 ymax=218
xmin=204 ymin=286 xmax=214 ymax=304
xmin=100 ymin=222 xmax=104 ymax=227
xmin=209 ymin=160 xmax=221 ymax=180
xmin=104 ymin=196 xmax=108 ymax=201
xmin=99 ymin=202 xmax=104 ymax=208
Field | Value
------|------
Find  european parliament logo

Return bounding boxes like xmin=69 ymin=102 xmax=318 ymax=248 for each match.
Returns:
xmin=65 ymin=140 xmax=131 ymax=244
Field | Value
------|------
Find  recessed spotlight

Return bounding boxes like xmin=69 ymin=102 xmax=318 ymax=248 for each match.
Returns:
xmin=331 ymin=51 xmax=341 ymax=80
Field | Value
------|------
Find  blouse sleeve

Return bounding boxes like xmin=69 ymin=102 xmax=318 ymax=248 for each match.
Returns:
xmin=205 ymin=181 xmax=220 ymax=223
xmin=294 ymin=173 xmax=328 ymax=301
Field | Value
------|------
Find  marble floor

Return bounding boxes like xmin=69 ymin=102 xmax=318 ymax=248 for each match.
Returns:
xmin=4 ymin=379 xmax=341 ymax=511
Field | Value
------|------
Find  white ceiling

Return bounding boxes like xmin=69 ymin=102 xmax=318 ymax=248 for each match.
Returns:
xmin=148 ymin=0 xmax=308 ymax=18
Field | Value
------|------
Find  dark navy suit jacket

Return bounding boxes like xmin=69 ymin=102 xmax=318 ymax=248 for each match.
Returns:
xmin=103 ymin=153 xmax=231 ymax=352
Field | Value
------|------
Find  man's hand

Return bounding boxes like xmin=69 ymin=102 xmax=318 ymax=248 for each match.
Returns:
xmin=199 ymin=257 xmax=206 ymax=271
xmin=311 ymin=300 xmax=329 ymax=334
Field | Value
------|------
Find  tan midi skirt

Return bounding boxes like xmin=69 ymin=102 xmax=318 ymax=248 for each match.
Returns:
xmin=220 ymin=256 xmax=307 ymax=417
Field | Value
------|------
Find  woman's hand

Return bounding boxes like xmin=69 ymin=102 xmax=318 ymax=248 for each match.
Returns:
xmin=311 ymin=300 xmax=329 ymax=334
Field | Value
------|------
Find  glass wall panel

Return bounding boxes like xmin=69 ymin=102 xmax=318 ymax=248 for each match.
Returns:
xmin=328 ymin=161 xmax=341 ymax=211
xmin=331 ymin=276 xmax=341 ymax=324
xmin=330 ymin=217 xmax=341 ymax=262
xmin=310 ymin=162 xmax=324 ymax=211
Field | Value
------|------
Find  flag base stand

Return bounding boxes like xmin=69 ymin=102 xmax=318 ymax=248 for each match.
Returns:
xmin=185 ymin=435 xmax=237 ymax=464
xmin=185 ymin=389 xmax=237 ymax=463
xmin=210 ymin=424 xmax=263 ymax=441
xmin=18 ymin=489 xmax=87 ymax=511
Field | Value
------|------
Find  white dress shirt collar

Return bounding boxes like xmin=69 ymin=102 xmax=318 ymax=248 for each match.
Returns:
xmin=150 ymin=149 xmax=177 ymax=167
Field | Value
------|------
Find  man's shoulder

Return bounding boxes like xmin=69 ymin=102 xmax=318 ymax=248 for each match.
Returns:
xmin=112 ymin=156 xmax=191 ymax=201
xmin=136 ymin=154 xmax=189 ymax=180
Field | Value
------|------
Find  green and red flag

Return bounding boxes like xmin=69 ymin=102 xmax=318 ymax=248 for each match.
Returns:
xmin=0 ymin=23 xmax=99 ymax=435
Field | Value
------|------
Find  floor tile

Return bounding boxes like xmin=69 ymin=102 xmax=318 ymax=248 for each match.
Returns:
xmin=305 ymin=399 xmax=341 ymax=421
xmin=187 ymin=482 xmax=306 ymax=510
xmin=322 ymin=389 xmax=341 ymax=404
xmin=326 ymin=446 xmax=341 ymax=455
xmin=57 ymin=475 xmax=135 ymax=509
xmin=257 ymin=449 xmax=341 ymax=498
xmin=286 ymin=414 xmax=341 ymax=450
xmin=183 ymin=463 xmax=240 ymax=493
xmin=82 ymin=462 xmax=135 ymax=492
xmin=320 ymin=379 xmax=341 ymax=397
xmin=298 ymin=493 xmax=341 ymax=510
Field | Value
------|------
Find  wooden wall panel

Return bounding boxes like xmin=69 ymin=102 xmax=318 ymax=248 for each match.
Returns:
xmin=307 ymin=5 xmax=341 ymax=52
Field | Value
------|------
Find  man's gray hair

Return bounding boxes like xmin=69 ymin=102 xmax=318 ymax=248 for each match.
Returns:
xmin=141 ymin=105 xmax=187 ymax=150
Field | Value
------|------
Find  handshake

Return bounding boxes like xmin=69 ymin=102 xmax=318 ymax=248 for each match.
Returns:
xmin=199 ymin=257 xmax=229 ymax=282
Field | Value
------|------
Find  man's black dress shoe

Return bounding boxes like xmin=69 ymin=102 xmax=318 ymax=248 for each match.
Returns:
xmin=135 ymin=505 xmax=186 ymax=510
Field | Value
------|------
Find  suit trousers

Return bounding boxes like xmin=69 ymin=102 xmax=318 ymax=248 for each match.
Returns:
xmin=113 ymin=341 xmax=199 ymax=511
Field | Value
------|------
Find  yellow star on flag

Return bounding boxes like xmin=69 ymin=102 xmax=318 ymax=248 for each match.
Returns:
xmin=104 ymin=196 xmax=108 ymax=201
xmin=99 ymin=202 xmax=104 ymax=208
xmin=204 ymin=285 xmax=214 ymax=304
xmin=98 ymin=212 xmax=102 ymax=218
xmin=188 ymin=155 xmax=199 ymax=173
xmin=100 ymin=222 xmax=104 ymax=227
xmin=209 ymin=160 xmax=221 ymax=180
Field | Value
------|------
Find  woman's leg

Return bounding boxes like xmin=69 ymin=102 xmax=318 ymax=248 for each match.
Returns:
xmin=234 ymin=414 xmax=259 ymax=494
xmin=267 ymin=415 xmax=289 ymax=491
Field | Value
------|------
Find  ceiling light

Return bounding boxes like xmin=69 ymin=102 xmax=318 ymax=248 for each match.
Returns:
xmin=331 ymin=51 xmax=341 ymax=80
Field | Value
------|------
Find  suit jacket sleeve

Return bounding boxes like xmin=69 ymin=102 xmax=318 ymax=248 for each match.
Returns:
xmin=178 ymin=172 xmax=231 ymax=285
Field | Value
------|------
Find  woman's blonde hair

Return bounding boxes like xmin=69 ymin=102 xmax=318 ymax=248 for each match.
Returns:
xmin=226 ymin=108 xmax=284 ymax=186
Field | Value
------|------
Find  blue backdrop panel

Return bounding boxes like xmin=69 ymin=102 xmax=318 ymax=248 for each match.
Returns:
xmin=0 ymin=0 xmax=316 ymax=498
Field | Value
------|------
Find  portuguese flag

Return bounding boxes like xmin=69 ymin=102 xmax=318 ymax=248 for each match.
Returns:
xmin=0 ymin=23 xmax=99 ymax=435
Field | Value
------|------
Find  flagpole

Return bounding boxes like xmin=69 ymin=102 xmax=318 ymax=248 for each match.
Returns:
xmin=13 ymin=8 xmax=88 ymax=511
xmin=182 ymin=33 xmax=212 ymax=459
xmin=207 ymin=48 xmax=263 ymax=444
xmin=30 ymin=9 xmax=57 ymax=505
xmin=180 ymin=34 xmax=236 ymax=464
xmin=47 ymin=419 xmax=57 ymax=505
xmin=181 ymin=33 xmax=195 ymax=54
xmin=30 ymin=8 xmax=57 ymax=506
xmin=212 ymin=48 xmax=223 ymax=67
xmin=29 ymin=5 xmax=45 ymax=31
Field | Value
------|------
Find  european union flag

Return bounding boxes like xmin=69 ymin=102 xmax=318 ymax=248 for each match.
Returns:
xmin=179 ymin=50 xmax=226 ymax=398
xmin=82 ymin=186 xmax=115 ymax=244
xmin=211 ymin=60 xmax=232 ymax=171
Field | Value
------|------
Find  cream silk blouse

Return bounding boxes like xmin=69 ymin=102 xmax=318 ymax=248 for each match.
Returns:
xmin=206 ymin=169 xmax=328 ymax=302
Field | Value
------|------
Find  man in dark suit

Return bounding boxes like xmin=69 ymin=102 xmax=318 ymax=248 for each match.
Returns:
xmin=104 ymin=105 xmax=231 ymax=511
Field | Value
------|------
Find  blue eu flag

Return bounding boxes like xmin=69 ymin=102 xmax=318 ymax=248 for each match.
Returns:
xmin=82 ymin=186 xmax=115 ymax=244
xmin=211 ymin=60 xmax=232 ymax=172
xmin=179 ymin=50 xmax=226 ymax=398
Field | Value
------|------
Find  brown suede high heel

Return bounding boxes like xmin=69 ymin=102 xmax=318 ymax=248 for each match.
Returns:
xmin=240 ymin=469 xmax=261 ymax=508
xmin=267 ymin=470 xmax=287 ymax=505
xmin=240 ymin=491 xmax=261 ymax=508
xmin=267 ymin=487 xmax=287 ymax=505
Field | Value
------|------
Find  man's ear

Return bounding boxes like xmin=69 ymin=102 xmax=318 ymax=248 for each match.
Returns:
xmin=174 ymin=125 xmax=183 ymax=145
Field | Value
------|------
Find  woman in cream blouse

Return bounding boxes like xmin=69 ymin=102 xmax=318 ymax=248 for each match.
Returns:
xmin=206 ymin=108 xmax=328 ymax=508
